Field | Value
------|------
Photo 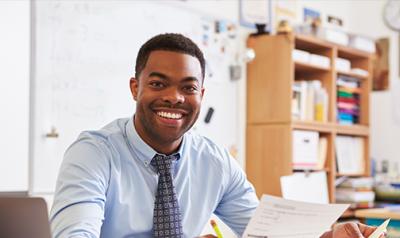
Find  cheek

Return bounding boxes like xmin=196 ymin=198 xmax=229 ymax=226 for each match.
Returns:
xmin=188 ymin=97 xmax=202 ymax=112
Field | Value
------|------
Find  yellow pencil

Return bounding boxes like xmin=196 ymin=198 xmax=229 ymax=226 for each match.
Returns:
xmin=210 ymin=219 xmax=223 ymax=238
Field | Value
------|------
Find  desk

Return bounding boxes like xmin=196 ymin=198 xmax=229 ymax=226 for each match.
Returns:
xmin=355 ymin=208 xmax=400 ymax=238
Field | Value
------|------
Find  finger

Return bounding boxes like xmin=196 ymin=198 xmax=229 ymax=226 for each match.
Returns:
xmin=357 ymin=223 xmax=377 ymax=237
xmin=197 ymin=235 xmax=217 ymax=238
xmin=345 ymin=223 xmax=364 ymax=238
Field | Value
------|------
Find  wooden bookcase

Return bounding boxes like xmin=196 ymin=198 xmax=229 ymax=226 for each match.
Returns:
xmin=246 ymin=34 xmax=373 ymax=202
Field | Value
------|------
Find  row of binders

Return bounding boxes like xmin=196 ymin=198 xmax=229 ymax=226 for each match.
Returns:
xmin=292 ymin=76 xmax=364 ymax=125
xmin=337 ymin=75 xmax=361 ymax=125
xmin=292 ymin=80 xmax=328 ymax=122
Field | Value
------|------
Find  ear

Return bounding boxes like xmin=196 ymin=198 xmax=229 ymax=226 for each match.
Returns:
xmin=130 ymin=77 xmax=139 ymax=101
xmin=200 ymin=87 xmax=205 ymax=99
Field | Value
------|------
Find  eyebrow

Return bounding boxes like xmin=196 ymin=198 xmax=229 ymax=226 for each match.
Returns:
xmin=148 ymin=71 xmax=200 ymax=84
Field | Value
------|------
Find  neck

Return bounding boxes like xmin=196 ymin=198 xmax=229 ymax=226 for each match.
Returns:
xmin=133 ymin=117 xmax=182 ymax=155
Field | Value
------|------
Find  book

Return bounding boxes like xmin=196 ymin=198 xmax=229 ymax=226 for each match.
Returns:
xmin=317 ymin=137 xmax=328 ymax=169
xmin=292 ymin=80 xmax=328 ymax=122
xmin=340 ymin=177 xmax=374 ymax=189
xmin=336 ymin=188 xmax=375 ymax=203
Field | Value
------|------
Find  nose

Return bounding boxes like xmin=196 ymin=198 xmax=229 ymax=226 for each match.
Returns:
xmin=162 ymin=87 xmax=185 ymax=105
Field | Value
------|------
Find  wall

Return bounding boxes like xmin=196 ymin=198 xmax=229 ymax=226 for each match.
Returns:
xmin=0 ymin=0 xmax=30 ymax=191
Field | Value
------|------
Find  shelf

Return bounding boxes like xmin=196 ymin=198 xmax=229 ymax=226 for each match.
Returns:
xmin=335 ymin=124 xmax=369 ymax=136
xmin=246 ymin=34 xmax=371 ymax=204
xmin=337 ymin=45 xmax=372 ymax=59
xmin=336 ymin=172 xmax=367 ymax=177
xmin=293 ymin=168 xmax=331 ymax=173
xmin=295 ymin=61 xmax=331 ymax=73
xmin=337 ymin=70 xmax=369 ymax=80
xmin=292 ymin=120 xmax=333 ymax=133
xmin=355 ymin=208 xmax=400 ymax=220
xmin=295 ymin=34 xmax=333 ymax=51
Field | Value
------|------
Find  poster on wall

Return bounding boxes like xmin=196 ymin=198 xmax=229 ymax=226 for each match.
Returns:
xmin=274 ymin=0 xmax=297 ymax=31
xmin=239 ymin=0 xmax=271 ymax=31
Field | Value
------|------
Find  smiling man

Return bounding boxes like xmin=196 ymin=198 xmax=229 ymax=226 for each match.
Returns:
xmin=50 ymin=33 xmax=382 ymax=238
xmin=50 ymin=33 xmax=259 ymax=238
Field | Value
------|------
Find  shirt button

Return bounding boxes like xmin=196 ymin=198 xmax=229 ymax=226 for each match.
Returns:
xmin=144 ymin=161 xmax=149 ymax=166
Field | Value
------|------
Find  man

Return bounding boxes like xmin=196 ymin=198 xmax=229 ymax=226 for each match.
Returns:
xmin=50 ymin=33 xmax=382 ymax=238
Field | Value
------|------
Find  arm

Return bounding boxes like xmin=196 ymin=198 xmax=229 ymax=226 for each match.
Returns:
xmin=50 ymin=137 xmax=111 ymax=238
xmin=213 ymin=150 xmax=259 ymax=236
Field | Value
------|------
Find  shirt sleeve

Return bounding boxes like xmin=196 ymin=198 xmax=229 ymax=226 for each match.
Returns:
xmin=50 ymin=136 xmax=111 ymax=238
xmin=214 ymin=149 xmax=260 ymax=236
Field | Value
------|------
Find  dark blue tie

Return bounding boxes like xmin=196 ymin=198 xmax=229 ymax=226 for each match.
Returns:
xmin=151 ymin=154 xmax=183 ymax=237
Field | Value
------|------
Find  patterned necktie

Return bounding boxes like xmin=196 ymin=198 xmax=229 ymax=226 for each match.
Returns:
xmin=151 ymin=154 xmax=183 ymax=238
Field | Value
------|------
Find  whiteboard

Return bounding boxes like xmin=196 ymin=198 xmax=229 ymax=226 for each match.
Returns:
xmin=31 ymin=1 xmax=242 ymax=193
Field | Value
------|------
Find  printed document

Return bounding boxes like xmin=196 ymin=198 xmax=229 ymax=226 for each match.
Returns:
xmin=243 ymin=195 xmax=349 ymax=238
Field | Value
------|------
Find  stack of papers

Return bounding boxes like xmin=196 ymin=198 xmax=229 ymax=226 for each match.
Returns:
xmin=243 ymin=195 xmax=349 ymax=238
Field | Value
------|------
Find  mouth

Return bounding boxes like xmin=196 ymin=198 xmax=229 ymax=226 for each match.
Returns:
xmin=156 ymin=111 xmax=184 ymax=120
xmin=153 ymin=109 xmax=188 ymax=127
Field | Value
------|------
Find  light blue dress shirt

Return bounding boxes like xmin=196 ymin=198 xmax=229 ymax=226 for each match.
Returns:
xmin=50 ymin=117 xmax=259 ymax=238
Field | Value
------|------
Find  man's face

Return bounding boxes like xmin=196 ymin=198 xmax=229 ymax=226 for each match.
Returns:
xmin=130 ymin=50 xmax=204 ymax=149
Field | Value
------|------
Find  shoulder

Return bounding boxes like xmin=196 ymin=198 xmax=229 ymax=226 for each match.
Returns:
xmin=72 ymin=118 xmax=128 ymax=150
xmin=63 ymin=118 xmax=129 ymax=165
xmin=184 ymin=130 xmax=235 ymax=170
xmin=186 ymin=131 xmax=229 ymax=157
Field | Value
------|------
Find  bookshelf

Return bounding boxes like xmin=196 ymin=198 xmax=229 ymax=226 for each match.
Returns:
xmin=246 ymin=33 xmax=373 ymax=202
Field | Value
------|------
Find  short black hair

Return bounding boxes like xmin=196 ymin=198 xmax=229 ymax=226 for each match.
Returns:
xmin=135 ymin=33 xmax=205 ymax=81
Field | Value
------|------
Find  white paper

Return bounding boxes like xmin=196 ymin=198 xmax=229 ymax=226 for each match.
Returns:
xmin=368 ymin=219 xmax=390 ymax=238
xmin=281 ymin=171 xmax=329 ymax=204
xmin=240 ymin=0 xmax=270 ymax=24
xmin=335 ymin=136 xmax=364 ymax=174
xmin=243 ymin=195 xmax=349 ymax=238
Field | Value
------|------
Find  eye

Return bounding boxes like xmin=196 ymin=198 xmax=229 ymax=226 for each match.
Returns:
xmin=182 ymin=85 xmax=199 ymax=93
xmin=149 ymin=81 xmax=165 ymax=89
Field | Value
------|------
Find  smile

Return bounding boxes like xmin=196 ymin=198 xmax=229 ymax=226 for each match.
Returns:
xmin=156 ymin=111 xmax=183 ymax=120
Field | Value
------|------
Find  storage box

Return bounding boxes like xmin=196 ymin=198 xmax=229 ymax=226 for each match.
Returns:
xmin=292 ymin=49 xmax=310 ymax=63
xmin=336 ymin=57 xmax=351 ymax=72
xmin=309 ymin=54 xmax=330 ymax=68
xmin=292 ymin=130 xmax=319 ymax=169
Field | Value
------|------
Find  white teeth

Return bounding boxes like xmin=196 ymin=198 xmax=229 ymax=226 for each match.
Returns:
xmin=157 ymin=111 xmax=183 ymax=119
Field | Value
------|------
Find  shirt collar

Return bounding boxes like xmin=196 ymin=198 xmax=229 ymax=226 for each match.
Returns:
xmin=125 ymin=116 xmax=185 ymax=166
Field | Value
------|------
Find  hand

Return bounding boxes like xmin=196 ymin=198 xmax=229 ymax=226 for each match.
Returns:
xmin=197 ymin=235 xmax=217 ymax=238
xmin=320 ymin=222 xmax=386 ymax=238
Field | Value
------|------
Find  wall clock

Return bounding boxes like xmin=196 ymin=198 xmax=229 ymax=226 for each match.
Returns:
xmin=383 ymin=0 xmax=400 ymax=31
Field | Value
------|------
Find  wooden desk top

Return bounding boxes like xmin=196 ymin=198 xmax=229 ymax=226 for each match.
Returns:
xmin=355 ymin=208 xmax=400 ymax=220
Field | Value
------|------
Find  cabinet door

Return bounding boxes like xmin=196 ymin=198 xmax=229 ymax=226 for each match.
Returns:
xmin=0 ymin=1 xmax=30 ymax=191
xmin=246 ymin=124 xmax=293 ymax=197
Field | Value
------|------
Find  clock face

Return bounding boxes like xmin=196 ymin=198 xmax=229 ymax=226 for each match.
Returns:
xmin=383 ymin=0 xmax=400 ymax=31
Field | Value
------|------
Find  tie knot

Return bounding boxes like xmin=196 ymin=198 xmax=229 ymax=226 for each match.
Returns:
xmin=151 ymin=154 xmax=178 ymax=174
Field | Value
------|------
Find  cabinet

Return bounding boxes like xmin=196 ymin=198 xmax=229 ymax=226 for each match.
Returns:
xmin=246 ymin=34 xmax=373 ymax=202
